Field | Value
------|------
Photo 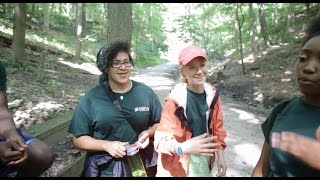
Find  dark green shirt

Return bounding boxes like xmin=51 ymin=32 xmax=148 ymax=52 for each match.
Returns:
xmin=186 ymin=88 xmax=208 ymax=137
xmin=262 ymin=96 xmax=320 ymax=177
xmin=68 ymin=80 xmax=162 ymax=176
xmin=0 ymin=61 xmax=7 ymax=91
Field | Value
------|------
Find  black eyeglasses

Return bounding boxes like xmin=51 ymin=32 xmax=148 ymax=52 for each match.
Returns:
xmin=111 ymin=60 xmax=132 ymax=68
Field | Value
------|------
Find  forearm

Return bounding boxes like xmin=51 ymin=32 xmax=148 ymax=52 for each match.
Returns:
xmin=217 ymin=149 xmax=224 ymax=160
xmin=146 ymin=123 xmax=159 ymax=137
xmin=72 ymin=135 xmax=112 ymax=152
xmin=0 ymin=110 xmax=17 ymax=137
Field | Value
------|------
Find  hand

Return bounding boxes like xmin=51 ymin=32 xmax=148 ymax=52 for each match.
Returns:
xmin=0 ymin=140 xmax=24 ymax=166
xmin=180 ymin=133 xmax=219 ymax=156
xmin=5 ymin=130 xmax=28 ymax=165
xmin=216 ymin=156 xmax=227 ymax=177
xmin=103 ymin=141 xmax=128 ymax=158
xmin=136 ymin=130 xmax=150 ymax=149
xmin=271 ymin=130 xmax=320 ymax=170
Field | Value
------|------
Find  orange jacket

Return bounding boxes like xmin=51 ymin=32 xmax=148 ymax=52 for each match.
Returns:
xmin=154 ymin=82 xmax=227 ymax=177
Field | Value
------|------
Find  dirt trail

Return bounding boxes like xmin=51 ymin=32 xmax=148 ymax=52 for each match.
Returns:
xmin=132 ymin=61 xmax=266 ymax=177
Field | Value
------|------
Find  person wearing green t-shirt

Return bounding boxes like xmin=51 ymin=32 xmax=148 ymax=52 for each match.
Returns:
xmin=67 ymin=41 xmax=162 ymax=177
xmin=252 ymin=17 xmax=320 ymax=177
xmin=0 ymin=61 xmax=54 ymax=177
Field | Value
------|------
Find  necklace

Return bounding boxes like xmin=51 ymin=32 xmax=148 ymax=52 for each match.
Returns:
xmin=112 ymin=80 xmax=132 ymax=100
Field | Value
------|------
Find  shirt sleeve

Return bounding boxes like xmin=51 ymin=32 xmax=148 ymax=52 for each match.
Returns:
xmin=68 ymin=98 xmax=93 ymax=137
xmin=148 ymin=89 xmax=162 ymax=126
xmin=261 ymin=100 xmax=290 ymax=143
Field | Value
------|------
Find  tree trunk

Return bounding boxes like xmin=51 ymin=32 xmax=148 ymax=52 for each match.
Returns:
xmin=59 ymin=3 xmax=62 ymax=14
xmin=50 ymin=3 xmax=54 ymax=15
xmin=66 ymin=3 xmax=71 ymax=17
xmin=235 ymin=3 xmax=246 ymax=74
xmin=258 ymin=3 xmax=268 ymax=47
xmin=31 ymin=3 xmax=36 ymax=13
xmin=12 ymin=3 xmax=26 ymax=64
xmin=248 ymin=3 xmax=257 ymax=56
xmin=103 ymin=3 xmax=108 ymax=20
xmin=305 ymin=3 xmax=310 ymax=16
xmin=75 ymin=3 xmax=85 ymax=59
xmin=287 ymin=3 xmax=294 ymax=34
xmin=107 ymin=3 xmax=132 ymax=46
xmin=43 ymin=3 xmax=50 ymax=39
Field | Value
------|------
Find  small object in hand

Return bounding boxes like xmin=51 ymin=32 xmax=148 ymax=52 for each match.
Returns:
xmin=125 ymin=144 xmax=139 ymax=156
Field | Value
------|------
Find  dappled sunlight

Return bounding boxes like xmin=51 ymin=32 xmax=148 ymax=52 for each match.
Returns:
xmin=251 ymin=72 xmax=262 ymax=78
xmin=58 ymin=59 xmax=101 ymax=75
xmin=228 ymin=108 xmax=261 ymax=124
xmin=233 ymin=143 xmax=261 ymax=167
xmin=254 ymin=90 xmax=264 ymax=103
xmin=33 ymin=101 xmax=64 ymax=110
xmin=13 ymin=100 xmax=65 ymax=129
xmin=238 ymin=54 xmax=255 ymax=63
xmin=222 ymin=104 xmax=264 ymax=176
xmin=281 ymin=78 xmax=291 ymax=82
xmin=0 ymin=25 xmax=12 ymax=35
xmin=285 ymin=70 xmax=293 ymax=75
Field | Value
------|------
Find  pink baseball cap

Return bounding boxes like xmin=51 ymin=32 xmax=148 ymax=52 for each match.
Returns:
xmin=178 ymin=45 xmax=208 ymax=65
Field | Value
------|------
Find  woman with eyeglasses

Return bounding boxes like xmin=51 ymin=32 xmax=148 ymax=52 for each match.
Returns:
xmin=68 ymin=41 xmax=162 ymax=177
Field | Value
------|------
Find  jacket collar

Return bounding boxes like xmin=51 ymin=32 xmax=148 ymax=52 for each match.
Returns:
xmin=169 ymin=82 xmax=215 ymax=110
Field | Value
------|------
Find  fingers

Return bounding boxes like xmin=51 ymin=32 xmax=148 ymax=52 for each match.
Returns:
xmin=136 ymin=139 xmax=149 ymax=149
xmin=202 ymin=142 xmax=220 ymax=149
xmin=195 ymin=134 xmax=218 ymax=143
xmin=109 ymin=141 xmax=129 ymax=158
xmin=216 ymin=167 xmax=227 ymax=177
xmin=12 ymin=154 xmax=28 ymax=165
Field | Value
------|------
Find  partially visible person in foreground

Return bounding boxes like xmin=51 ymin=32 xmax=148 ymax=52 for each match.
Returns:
xmin=154 ymin=45 xmax=227 ymax=177
xmin=252 ymin=16 xmax=320 ymax=177
xmin=0 ymin=60 xmax=54 ymax=177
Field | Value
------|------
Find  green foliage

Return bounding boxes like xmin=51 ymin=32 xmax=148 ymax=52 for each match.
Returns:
xmin=0 ymin=3 xmax=316 ymax=69
xmin=132 ymin=3 xmax=168 ymax=64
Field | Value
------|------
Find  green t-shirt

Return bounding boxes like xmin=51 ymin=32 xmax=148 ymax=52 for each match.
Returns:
xmin=0 ymin=61 xmax=7 ymax=91
xmin=186 ymin=88 xmax=208 ymax=137
xmin=261 ymin=96 xmax=320 ymax=177
xmin=68 ymin=80 xmax=162 ymax=176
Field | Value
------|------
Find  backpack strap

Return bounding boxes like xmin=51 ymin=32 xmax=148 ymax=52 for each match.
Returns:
xmin=103 ymin=82 xmax=122 ymax=112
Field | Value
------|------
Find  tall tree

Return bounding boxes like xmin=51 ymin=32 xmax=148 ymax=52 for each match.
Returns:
xmin=12 ymin=3 xmax=26 ymax=64
xmin=235 ymin=3 xmax=246 ymax=74
xmin=59 ymin=3 xmax=62 ymax=14
xmin=258 ymin=3 xmax=269 ymax=47
xmin=43 ymin=3 xmax=50 ymax=40
xmin=248 ymin=3 xmax=257 ymax=55
xmin=75 ymin=3 xmax=86 ymax=59
xmin=107 ymin=3 xmax=132 ymax=45
xmin=287 ymin=3 xmax=294 ymax=33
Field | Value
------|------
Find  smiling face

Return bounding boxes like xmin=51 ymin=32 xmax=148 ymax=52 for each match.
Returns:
xmin=106 ymin=51 xmax=132 ymax=85
xmin=296 ymin=35 xmax=320 ymax=96
xmin=180 ymin=57 xmax=208 ymax=91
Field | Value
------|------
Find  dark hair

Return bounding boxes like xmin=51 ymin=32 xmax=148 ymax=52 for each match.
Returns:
xmin=96 ymin=41 xmax=133 ymax=84
xmin=96 ymin=41 xmax=133 ymax=72
xmin=302 ymin=16 xmax=320 ymax=47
